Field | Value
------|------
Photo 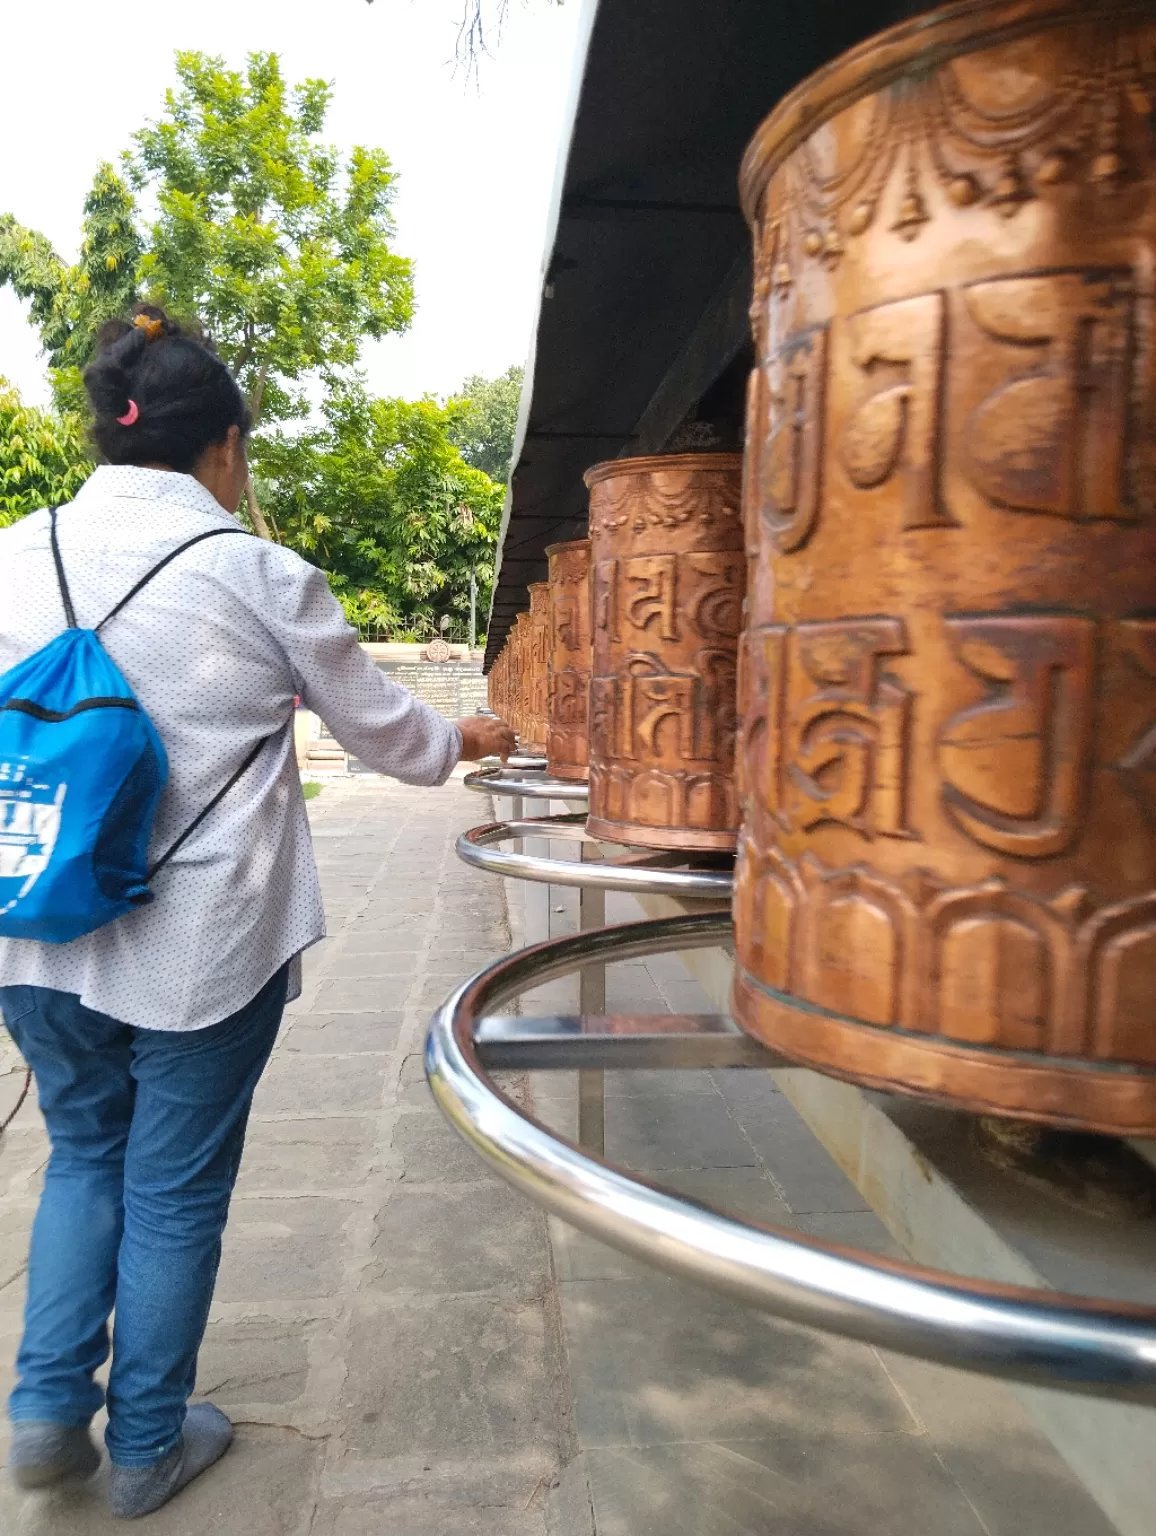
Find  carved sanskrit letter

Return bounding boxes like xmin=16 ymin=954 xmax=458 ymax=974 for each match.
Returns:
xmin=964 ymin=272 xmax=1133 ymax=522
xmin=622 ymin=656 xmax=696 ymax=762
xmin=589 ymin=676 xmax=619 ymax=760
xmin=1117 ymin=619 xmax=1156 ymax=821
xmin=696 ymin=648 xmax=739 ymax=763
xmin=622 ymin=555 xmax=678 ymax=640
xmin=760 ymin=326 xmax=828 ymax=551
xmin=554 ymin=594 xmax=582 ymax=652
xmin=840 ymin=293 xmax=952 ymax=529
xmin=736 ymin=625 xmax=788 ymax=824
xmin=940 ymin=615 xmax=1094 ymax=858
xmin=787 ymin=619 xmax=913 ymax=838
xmin=554 ymin=670 xmax=588 ymax=727
xmin=594 ymin=559 xmax=619 ymax=642
xmin=684 ymin=552 xmax=744 ymax=641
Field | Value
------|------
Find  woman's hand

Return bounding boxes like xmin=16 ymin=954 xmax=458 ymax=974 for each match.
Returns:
xmin=456 ymin=715 xmax=516 ymax=764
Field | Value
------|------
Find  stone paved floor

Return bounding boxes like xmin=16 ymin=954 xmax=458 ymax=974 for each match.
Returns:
xmin=0 ymin=774 xmax=1119 ymax=1534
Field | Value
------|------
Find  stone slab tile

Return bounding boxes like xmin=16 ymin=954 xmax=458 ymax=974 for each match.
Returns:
xmin=584 ymin=1433 xmax=984 ymax=1536
xmin=322 ymin=952 xmax=421 ymax=979
xmin=390 ymin=1109 xmax=495 ymax=1184
xmin=529 ymin=1090 xmax=578 ymax=1143
xmin=604 ymin=1090 xmax=760 ymax=1173
xmin=345 ymin=921 xmax=429 ymax=946
xmin=559 ymin=1273 xmax=916 ymax=1449
xmin=794 ymin=1208 xmax=904 ymax=1254
xmin=368 ymin=1181 xmax=549 ymax=1300
xmin=281 ymin=1016 xmax=401 ymax=1055
xmin=652 ymin=978 xmax=720 ymax=1015
xmin=215 ymin=1196 xmax=356 ymax=1303
xmin=338 ymin=1298 xmax=564 ymax=1459
xmin=603 ymin=970 xmax=671 ymax=1013
xmin=235 ymin=1116 xmax=376 ymax=1194
xmin=0 ymin=1425 xmax=323 ymax=1535
xmin=877 ymin=1350 xmax=1121 ymax=1536
xmin=602 ymin=1068 xmax=719 ymax=1098
xmin=548 ymin=1167 xmax=795 ymax=1284
xmin=307 ymin=1456 xmax=556 ymax=1535
xmin=311 ymin=977 xmax=414 ymax=1014
xmin=714 ymin=1075 xmax=870 ymax=1215
xmin=0 ymin=1306 xmax=22 ymax=1407
xmin=422 ymin=953 xmax=506 ymax=980
xmin=252 ymin=1053 xmax=387 ymax=1117
xmin=195 ymin=1312 xmax=311 ymax=1406
xmin=0 ymin=1201 xmax=36 ymax=1289
xmin=396 ymin=1053 xmax=435 ymax=1108
xmin=0 ymin=1126 xmax=48 ymax=1202
xmin=413 ymin=982 xmax=465 ymax=1012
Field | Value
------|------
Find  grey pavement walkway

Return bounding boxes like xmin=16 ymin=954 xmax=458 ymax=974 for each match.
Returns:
xmin=0 ymin=774 xmax=1119 ymax=1535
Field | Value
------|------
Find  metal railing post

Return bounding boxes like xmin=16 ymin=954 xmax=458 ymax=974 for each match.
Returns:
xmin=578 ymin=839 xmax=607 ymax=1155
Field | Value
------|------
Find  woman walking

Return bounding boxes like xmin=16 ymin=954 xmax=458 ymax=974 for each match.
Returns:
xmin=0 ymin=306 xmax=513 ymax=1518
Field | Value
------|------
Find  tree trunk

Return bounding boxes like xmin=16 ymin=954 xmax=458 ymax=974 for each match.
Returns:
xmin=245 ymin=476 xmax=275 ymax=541
xmin=243 ymin=362 xmax=275 ymax=541
xmin=249 ymin=364 xmax=269 ymax=425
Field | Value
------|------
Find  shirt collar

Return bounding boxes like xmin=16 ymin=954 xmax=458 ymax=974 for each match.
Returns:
xmin=75 ymin=465 xmax=241 ymax=525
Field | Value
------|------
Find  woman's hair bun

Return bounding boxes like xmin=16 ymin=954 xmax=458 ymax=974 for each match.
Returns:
xmin=83 ymin=302 xmax=250 ymax=473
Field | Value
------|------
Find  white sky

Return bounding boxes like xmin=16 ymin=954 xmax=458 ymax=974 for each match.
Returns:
xmin=0 ymin=0 xmax=585 ymax=408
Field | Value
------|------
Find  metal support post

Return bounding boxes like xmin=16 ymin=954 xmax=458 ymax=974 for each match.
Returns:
xmin=578 ymin=839 xmax=607 ymax=1155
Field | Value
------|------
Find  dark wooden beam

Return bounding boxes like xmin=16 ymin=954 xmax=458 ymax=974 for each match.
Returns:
xmin=630 ymin=250 xmax=753 ymax=456
xmin=561 ymin=195 xmax=744 ymax=220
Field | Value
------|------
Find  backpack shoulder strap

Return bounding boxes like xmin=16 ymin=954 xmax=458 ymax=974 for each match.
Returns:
xmin=48 ymin=509 xmax=78 ymax=630
xmin=146 ymin=729 xmax=276 ymax=881
xmin=96 ymin=526 xmax=251 ymax=633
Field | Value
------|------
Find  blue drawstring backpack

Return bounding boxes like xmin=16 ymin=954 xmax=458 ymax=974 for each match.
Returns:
xmin=0 ymin=508 xmax=266 ymax=943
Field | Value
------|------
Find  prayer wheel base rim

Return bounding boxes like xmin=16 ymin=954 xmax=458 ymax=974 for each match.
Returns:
xmin=732 ymin=968 xmax=1156 ymax=1138
xmin=586 ymin=814 xmax=738 ymax=854
xmin=546 ymin=762 xmax=590 ymax=783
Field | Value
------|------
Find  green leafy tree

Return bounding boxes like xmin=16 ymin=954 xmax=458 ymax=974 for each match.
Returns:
xmin=1 ymin=50 xmax=414 ymax=538
xmin=447 ymin=364 xmax=522 ymax=483
xmin=256 ymin=382 xmax=502 ymax=640
xmin=0 ymin=166 xmax=143 ymax=413
xmin=131 ymin=53 xmax=413 ymax=423
xmin=0 ymin=378 xmax=93 ymax=529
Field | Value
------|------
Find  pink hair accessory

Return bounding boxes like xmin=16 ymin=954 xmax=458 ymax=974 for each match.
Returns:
xmin=117 ymin=399 xmax=140 ymax=427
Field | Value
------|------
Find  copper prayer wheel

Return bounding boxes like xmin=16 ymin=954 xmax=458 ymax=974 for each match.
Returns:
xmin=512 ymin=614 xmax=532 ymax=746
xmin=546 ymin=539 xmax=592 ymax=781
xmin=525 ymin=583 xmax=551 ymax=754
xmin=500 ymin=641 xmax=511 ymax=720
xmin=732 ymin=0 xmax=1156 ymax=1134
xmin=585 ymin=454 xmax=744 ymax=850
xmin=500 ymin=634 xmax=515 ymax=734
xmin=488 ymin=641 xmax=507 ymax=718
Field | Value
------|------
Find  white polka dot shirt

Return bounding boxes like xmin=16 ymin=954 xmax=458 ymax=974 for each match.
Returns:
xmin=0 ymin=466 xmax=462 ymax=1030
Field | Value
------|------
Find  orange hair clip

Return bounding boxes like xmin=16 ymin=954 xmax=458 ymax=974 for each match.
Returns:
xmin=133 ymin=314 xmax=164 ymax=342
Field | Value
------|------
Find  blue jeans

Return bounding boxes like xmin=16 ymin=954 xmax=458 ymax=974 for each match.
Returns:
xmin=0 ymin=966 xmax=287 ymax=1467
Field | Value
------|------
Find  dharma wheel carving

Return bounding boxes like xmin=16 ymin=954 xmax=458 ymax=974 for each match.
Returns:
xmin=585 ymin=454 xmax=744 ymax=851
xmin=546 ymin=539 xmax=592 ymax=781
xmin=733 ymin=0 xmax=1156 ymax=1133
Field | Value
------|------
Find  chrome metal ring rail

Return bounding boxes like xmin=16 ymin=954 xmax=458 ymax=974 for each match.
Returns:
xmin=425 ymin=911 xmax=1156 ymax=1402
xmin=479 ymin=754 xmax=548 ymax=772
xmin=458 ymin=815 xmax=734 ymax=899
xmin=463 ymin=767 xmax=590 ymax=801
